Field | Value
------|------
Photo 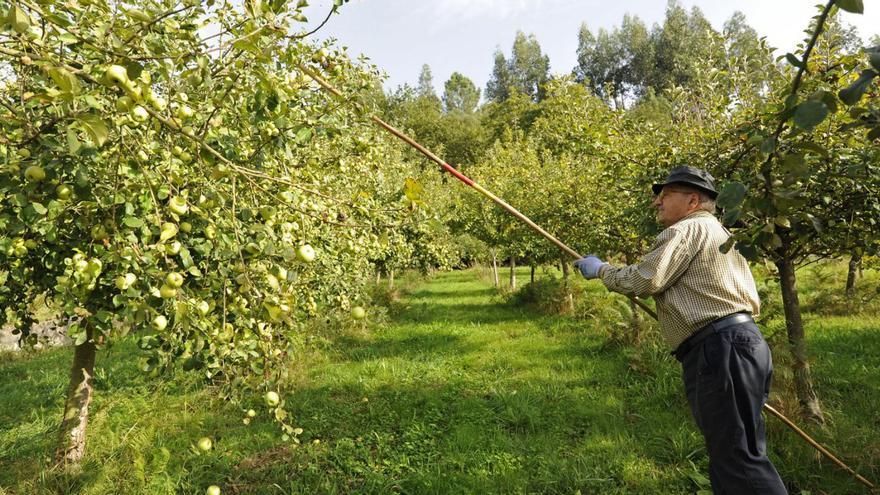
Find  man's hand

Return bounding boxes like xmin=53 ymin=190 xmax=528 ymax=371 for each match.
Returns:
xmin=574 ymin=255 xmax=607 ymax=279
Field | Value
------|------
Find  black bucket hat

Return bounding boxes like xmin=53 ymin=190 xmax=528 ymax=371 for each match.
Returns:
xmin=652 ymin=166 xmax=718 ymax=199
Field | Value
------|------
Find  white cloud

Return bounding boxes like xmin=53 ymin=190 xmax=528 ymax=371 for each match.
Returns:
xmin=418 ymin=0 xmax=549 ymax=24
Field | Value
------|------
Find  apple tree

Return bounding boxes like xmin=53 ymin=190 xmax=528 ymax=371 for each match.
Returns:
xmin=0 ymin=0 xmax=425 ymax=464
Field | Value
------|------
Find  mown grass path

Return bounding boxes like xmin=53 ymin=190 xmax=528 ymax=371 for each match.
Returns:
xmin=2 ymin=268 xmax=878 ymax=494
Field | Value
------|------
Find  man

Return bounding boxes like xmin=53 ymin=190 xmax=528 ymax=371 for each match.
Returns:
xmin=574 ymin=166 xmax=787 ymax=494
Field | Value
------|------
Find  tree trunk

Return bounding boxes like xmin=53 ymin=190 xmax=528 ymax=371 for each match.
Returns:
xmin=561 ymin=256 xmax=573 ymax=312
xmin=845 ymin=252 xmax=862 ymax=297
xmin=376 ymin=270 xmax=381 ymax=284
xmin=509 ymin=255 xmax=516 ymax=290
xmin=388 ymin=269 xmax=394 ymax=290
xmin=491 ymin=253 xmax=499 ymax=288
xmin=56 ymin=325 xmax=97 ymax=465
xmin=530 ymin=265 xmax=535 ymax=284
xmin=776 ymin=255 xmax=825 ymax=423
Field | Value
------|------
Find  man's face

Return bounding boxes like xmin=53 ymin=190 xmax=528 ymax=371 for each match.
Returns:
xmin=652 ymin=185 xmax=701 ymax=227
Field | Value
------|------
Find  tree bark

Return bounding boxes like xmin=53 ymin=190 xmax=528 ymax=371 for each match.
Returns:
xmin=56 ymin=325 xmax=96 ymax=465
xmin=530 ymin=265 xmax=535 ymax=284
xmin=388 ymin=269 xmax=394 ymax=290
xmin=509 ymin=255 xmax=516 ymax=290
xmin=845 ymin=252 xmax=862 ymax=297
xmin=376 ymin=270 xmax=381 ymax=285
xmin=491 ymin=252 xmax=499 ymax=288
xmin=561 ymin=256 xmax=573 ymax=312
xmin=776 ymin=255 xmax=825 ymax=423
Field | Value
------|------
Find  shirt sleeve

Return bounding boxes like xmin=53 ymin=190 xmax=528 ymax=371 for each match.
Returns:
xmin=599 ymin=227 xmax=695 ymax=298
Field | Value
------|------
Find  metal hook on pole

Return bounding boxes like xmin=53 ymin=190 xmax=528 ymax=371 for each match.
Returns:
xmin=297 ymin=63 xmax=876 ymax=492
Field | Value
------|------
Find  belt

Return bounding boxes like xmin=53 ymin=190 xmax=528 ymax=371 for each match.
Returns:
xmin=672 ymin=312 xmax=754 ymax=362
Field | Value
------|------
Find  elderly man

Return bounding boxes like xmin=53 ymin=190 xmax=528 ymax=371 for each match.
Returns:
xmin=574 ymin=166 xmax=787 ymax=494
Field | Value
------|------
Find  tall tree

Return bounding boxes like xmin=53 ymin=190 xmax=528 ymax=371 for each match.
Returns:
xmin=486 ymin=50 xmax=511 ymax=103
xmin=417 ymin=63 xmax=438 ymax=99
xmin=574 ymin=15 xmax=652 ymax=108
xmin=509 ymin=31 xmax=551 ymax=101
xmin=443 ymin=72 xmax=481 ymax=114
xmin=486 ymin=32 xmax=550 ymax=103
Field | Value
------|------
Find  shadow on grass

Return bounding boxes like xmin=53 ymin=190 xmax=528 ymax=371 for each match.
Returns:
xmin=332 ymin=331 xmax=486 ymax=362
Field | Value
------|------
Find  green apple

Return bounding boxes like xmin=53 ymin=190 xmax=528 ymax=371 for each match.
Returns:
xmin=56 ymin=184 xmax=72 ymax=200
xmin=176 ymin=105 xmax=194 ymax=120
xmin=246 ymin=409 xmax=256 ymax=418
xmin=180 ymin=221 xmax=193 ymax=233
xmin=197 ymin=436 xmax=213 ymax=451
xmin=165 ymin=271 xmax=184 ymax=288
xmin=195 ymin=300 xmax=210 ymax=316
xmin=131 ymin=105 xmax=149 ymax=122
xmin=206 ymin=486 xmax=220 ymax=495
xmin=159 ymin=284 xmax=177 ymax=298
xmin=264 ymin=391 xmax=280 ymax=407
xmin=24 ymin=165 xmax=46 ymax=182
xmin=351 ymin=306 xmax=366 ymax=320
xmin=168 ymin=196 xmax=189 ymax=215
xmin=159 ymin=222 xmax=178 ymax=241
xmin=115 ymin=96 xmax=134 ymax=112
xmin=295 ymin=244 xmax=316 ymax=263
xmin=167 ymin=240 xmax=182 ymax=255
xmin=116 ymin=273 xmax=137 ymax=290
xmin=91 ymin=225 xmax=108 ymax=241
xmin=74 ymin=259 xmax=89 ymax=273
xmin=151 ymin=315 xmax=168 ymax=331
xmin=259 ymin=206 xmax=276 ymax=221
xmin=149 ymin=94 xmax=167 ymax=111
xmin=105 ymin=65 xmax=129 ymax=86
xmin=204 ymin=225 xmax=216 ymax=239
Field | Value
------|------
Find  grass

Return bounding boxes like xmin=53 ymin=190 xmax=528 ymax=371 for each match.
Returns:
xmin=1 ymin=264 xmax=878 ymax=494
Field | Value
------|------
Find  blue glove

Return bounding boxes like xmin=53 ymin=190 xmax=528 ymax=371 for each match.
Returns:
xmin=573 ymin=255 xmax=607 ymax=279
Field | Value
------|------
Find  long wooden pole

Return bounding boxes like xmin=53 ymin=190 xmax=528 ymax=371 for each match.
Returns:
xmin=298 ymin=63 xmax=876 ymax=491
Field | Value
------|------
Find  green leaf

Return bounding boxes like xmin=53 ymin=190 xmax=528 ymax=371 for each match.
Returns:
xmin=760 ymin=137 xmax=776 ymax=154
xmin=870 ymin=53 xmax=880 ymax=72
xmin=47 ymin=67 xmax=82 ymax=94
xmin=123 ymin=216 xmax=144 ymax=228
xmin=793 ymin=101 xmax=829 ymax=130
xmin=867 ymin=126 xmax=880 ymax=141
xmin=716 ymin=182 xmax=747 ymax=209
xmin=795 ymin=141 xmax=829 ymax=158
xmin=785 ymin=53 xmax=804 ymax=69
xmin=78 ymin=114 xmax=110 ymax=147
xmin=836 ymin=0 xmax=863 ymax=14
xmin=735 ymin=242 xmax=758 ymax=260
xmin=722 ymin=207 xmax=741 ymax=227
xmin=295 ymin=126 xmax=312 ymax=144
xmin=838 ymin=69 xmax=877 ymax=105
xmin=782 ymin=153 xmax=809 ymax=177
xmin=8 ymin=5 xmax=31 ymax=33
xmin=404 ymin=177 xmax=423 ymax=202
xmin=31 ymin=202 xmax=47 ymax=215
xmin=66 ymin=127 xmax=81 ymax=154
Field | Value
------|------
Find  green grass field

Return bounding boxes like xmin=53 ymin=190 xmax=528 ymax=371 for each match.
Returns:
xmin=2 ymin=266 xmax=878 ymax=494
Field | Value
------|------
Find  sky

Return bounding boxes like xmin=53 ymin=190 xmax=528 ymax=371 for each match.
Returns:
xmin=299 ymin=0 xmax=880 ymax=96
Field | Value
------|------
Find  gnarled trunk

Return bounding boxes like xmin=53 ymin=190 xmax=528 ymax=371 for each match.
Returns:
xmin=509 ymin=255 xmax=516 ymax=289
xmin=776 ymin=255 xmax=824 ymax=423
xmin=561 ymin=256 xmax=573 ymax=312
xmin=56 ymin=325 xmax=96 ymax=465
xmin=845 ymin=252 xmax=862 ymax=297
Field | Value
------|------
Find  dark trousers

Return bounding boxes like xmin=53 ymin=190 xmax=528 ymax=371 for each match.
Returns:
xmin=677 ymin=317 xmax=787 ymax=494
